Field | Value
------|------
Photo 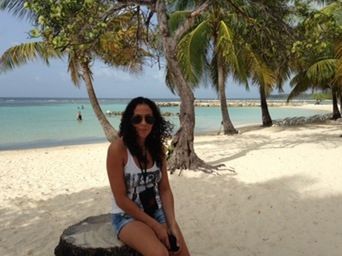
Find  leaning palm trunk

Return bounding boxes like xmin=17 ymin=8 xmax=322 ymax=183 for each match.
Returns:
xmin=259 ymin=85 xmax=273 ymax=126
xmin=156 ymin=0 xmax=220 ymax=173
xmin=217 ymin=59 xmax=238 ymax=134
xmin=81 ymin=62 xmax=118 ymax=142
xmin=331 ymin=86 xmax=341 ymax=120
xmin=166 ymin=52 xmax=217 ymax=172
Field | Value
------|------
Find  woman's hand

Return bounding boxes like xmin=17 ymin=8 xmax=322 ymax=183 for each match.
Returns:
xmin=152 ymin=222 xmax=170 ymax=249
xmin=169 ymin=223 xmax=181 ymax=251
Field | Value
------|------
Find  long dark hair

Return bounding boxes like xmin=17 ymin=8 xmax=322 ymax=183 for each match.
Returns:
xmin=119 ymin=97 xmax=173 ymax=169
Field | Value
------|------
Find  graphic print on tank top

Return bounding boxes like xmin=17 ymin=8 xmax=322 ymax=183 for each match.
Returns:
xmin=124 ymin=167 xmax=162 ymax=209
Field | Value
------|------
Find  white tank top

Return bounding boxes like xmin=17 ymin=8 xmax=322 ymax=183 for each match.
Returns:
xmin=111 ymin=148 xmax=162 ymax=214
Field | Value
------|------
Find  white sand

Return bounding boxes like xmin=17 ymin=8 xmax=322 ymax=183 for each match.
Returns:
xmin=1 ymin=113 xmax=342 ymax=255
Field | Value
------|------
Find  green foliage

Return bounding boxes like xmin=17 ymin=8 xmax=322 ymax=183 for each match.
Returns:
xmin=172 ymin=0 xmax=294 ymax=97
xmin=1 ymin=0 xmax=153 ymax=89
xmin=24 ymin=0 xmax=109 ymax=57
xmin=243 ymin=44 xmax=277 ymax=90
xmin=312 ymin=92 xmax=331 ymax=100
xmin=16 ymin=0 xmax=150 ymax=72
xmin=177 ymin=20 xmax=211 ymax=85
xmin=288 ymin=71 xmax=312 ymax=101
xmin=336 ymin=42 xmax=342 ymax=83
xmin=0 ymin=0 xmax=34 ymax=20
xmin=289 ymin=2 xmax=342 ymax=99
xmin=0 ymin=41 xmax=63 ymax=72
xmin=291 ymin=2 xmax=342 ymax=62
xmin=307 ymin=58 xmax=337 ymax=84
xmin=96 ymin=12 xmax=151 ymax=71
xmin=216 ymin=20 xmax=239 ymax=76
xmin=168 ymin=10 xmax=192 ymax=33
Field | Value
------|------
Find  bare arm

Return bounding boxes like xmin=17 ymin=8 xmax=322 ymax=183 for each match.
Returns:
xmin=158 ymin=157 xmax=178 ymax=236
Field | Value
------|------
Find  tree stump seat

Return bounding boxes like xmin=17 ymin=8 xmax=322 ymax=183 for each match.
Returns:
xmin=55 ymin=214 xmax=139 ymax=256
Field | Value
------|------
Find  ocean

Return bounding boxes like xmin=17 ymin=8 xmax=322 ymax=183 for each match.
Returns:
xmin=0 ymin=97 xmax=330 ymax=150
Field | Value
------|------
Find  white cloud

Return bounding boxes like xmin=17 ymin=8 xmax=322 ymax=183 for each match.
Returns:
xmin=92 ymin=65 xmax=134 ymax=81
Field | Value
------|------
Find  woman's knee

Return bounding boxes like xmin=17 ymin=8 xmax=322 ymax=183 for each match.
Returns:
xmin=118 ymin=221 xmax=169 ymax=256
xmin=149 ymin=244 xmax=169 ymax=256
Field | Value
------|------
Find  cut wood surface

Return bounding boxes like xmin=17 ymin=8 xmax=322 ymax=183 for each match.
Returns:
xmin=54 ymin=214 xmax=139 ymax=256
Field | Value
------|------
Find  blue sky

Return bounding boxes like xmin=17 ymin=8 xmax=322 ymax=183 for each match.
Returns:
xmin=0 ymin=11 xmax=290 ymax=99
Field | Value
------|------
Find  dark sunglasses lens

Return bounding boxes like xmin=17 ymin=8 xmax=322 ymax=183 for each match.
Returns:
xmin=145 ymin=116 xmax=155 ymax=124
xmin=131 ymin=115 xmax=142 ymax=124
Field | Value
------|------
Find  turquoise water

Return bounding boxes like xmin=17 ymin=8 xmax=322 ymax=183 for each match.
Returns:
xmin=0 ymin=98 xmax=330 ymax=150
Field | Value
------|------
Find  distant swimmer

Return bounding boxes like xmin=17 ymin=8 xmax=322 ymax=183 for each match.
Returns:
xmin=76 ymin=111 xmax=82 ymax=121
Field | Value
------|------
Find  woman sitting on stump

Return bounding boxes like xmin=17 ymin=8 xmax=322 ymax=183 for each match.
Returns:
xmin=107 ymin=97 xmax=190 ymax=256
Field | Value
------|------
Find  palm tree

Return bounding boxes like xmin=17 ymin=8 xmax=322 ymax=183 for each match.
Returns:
xmin=289 ymin=58 xmax=341 ymax=119
xmin=175 ymin=4 xmax=245 ymax=135
xmin=288 ymin=1 xmax=342 ymax=119
xmin=114 ymin=0 xmax=296 ymax=171
xmin=239 ymin=0 xmax=293 ymax=127
xmin=234 ymin=42 xmax=277 ymax=127
xmin=0 ymin=0 xmax=148 ymax=141
xmin=156 ymin=0 xmax=222 ymax=172
xmin=176 ymin=0 xmax=292 ymax=129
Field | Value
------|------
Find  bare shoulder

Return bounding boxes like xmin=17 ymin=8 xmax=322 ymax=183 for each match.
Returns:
xmin=107 ymin=138 xmax=127 ymax=163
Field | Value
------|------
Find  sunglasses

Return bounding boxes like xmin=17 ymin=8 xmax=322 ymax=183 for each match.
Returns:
xmin=131 ymin=115 xmax=155 ymax=125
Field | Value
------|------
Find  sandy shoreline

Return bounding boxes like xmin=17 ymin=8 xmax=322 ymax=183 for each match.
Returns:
xmin=1 ymin=105 xmax=342 ymax=255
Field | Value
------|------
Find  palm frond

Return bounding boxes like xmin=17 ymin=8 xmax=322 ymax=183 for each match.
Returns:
xmin=171 ymin=0 xmax=195 ymax=11
xmin=244 ymin=44 xmax=276 ymax=89
xmin=306 ymin=58 xmax=336 ymax=84
xmin=165 ymin=66 xmax=178 ymax=95
xmin=209 ymin=55 xmax=219 ymax=92
xmin=336 ymin=42 xmax=342 ymax=59
xmin=168 ymin=10 xmax=193 ymax=33
xmin=97 ymin=27 xmax=148 ymax=73
xmin=67 ymin=53 xmax=82 ymax=87
xmin=0 ymin=0 xmax=35 ymax=21
xmin=177 ymin=19 xmax=211 ymax=86
xmin=233 ymin=48 xmax=249 ymax=90
xmin=216 ymin=21 xmax=239 ymax=73
xmin=321 ymin=1 xmax=342 ymax=25
xmin=0 ymin=41 xmax=63 ymax=72
xmin=288 ymin=72 xmax=312 ymax=102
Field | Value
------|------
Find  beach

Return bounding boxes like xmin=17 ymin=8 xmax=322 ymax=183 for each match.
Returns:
xmin=1 ymin=105 xmax=342 ymax=256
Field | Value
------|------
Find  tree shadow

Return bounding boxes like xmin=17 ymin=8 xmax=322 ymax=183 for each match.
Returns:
xmin=172 ymin=173 xmax=342 ymax=256
xmin=1 ymin=173 xmax=342 ymax=256
xmin=201 ymin=124 xmax=342 ymax=166
xmin=0 ymin=186 xmax=113 ymax=256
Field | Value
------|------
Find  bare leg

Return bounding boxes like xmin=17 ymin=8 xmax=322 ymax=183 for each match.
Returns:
xmin=119 ymin=221 xmax=169 ymax=256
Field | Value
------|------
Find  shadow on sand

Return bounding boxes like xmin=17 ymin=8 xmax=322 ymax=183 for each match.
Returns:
xmin=1 ymin=172 xmax=342 ymax=256
xmin=1 ymin=124 xmax=342 ymax=256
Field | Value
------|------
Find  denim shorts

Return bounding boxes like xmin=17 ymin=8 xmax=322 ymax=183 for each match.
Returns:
xmin=111 ymin=208 xmax=166 ymax=238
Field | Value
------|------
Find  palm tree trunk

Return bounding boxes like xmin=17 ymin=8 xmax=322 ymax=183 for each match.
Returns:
xmin=217 ymin=59 xmax=237 ymax=134
xmin=81 ymin=62 xmax=118 ymax=142
xmin=156 ymin=0 xmax=218 ymax=173
xmin=331 ymin=86 xmax=341 ymax=120
xmin=339 ymin=93 xmax=342 ymax=114
xmin=165 ymin=53 xmax=217 ymax=172
xmin=259 ymin=85 xmax=273 ymax=126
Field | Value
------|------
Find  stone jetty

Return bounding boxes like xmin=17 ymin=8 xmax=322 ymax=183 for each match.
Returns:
xmin=156 ymin=99 xmax=311 ymax=108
